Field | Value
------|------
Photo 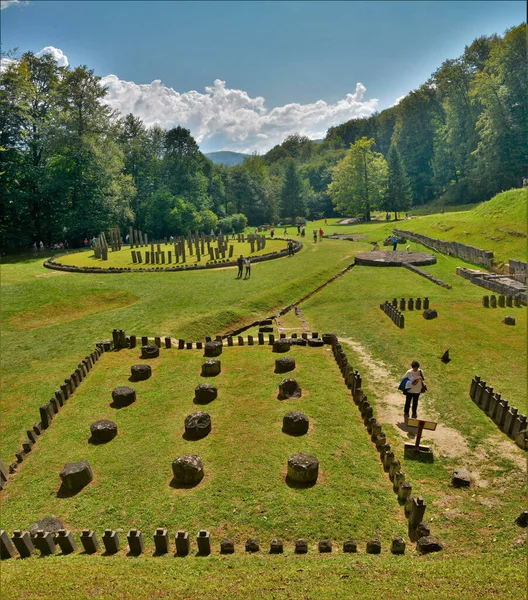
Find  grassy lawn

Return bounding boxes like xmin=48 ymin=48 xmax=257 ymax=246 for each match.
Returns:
xmin=0 ymin=192 xmax=526 ymax=598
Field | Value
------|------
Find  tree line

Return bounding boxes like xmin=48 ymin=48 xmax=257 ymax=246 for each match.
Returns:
xmin=0 ymin=24 xmax=525 ymax=249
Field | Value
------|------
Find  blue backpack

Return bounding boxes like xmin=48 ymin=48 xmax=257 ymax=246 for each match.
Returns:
xmin=398 ymin=377 xmax=410 ymax=392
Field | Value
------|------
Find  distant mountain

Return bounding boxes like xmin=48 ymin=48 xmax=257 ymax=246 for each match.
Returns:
xmin=205 ymin=151 xmax=250 ymax=166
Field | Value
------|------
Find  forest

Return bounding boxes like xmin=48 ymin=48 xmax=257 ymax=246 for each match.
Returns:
xmin=0 ymin=24 xmax=525 ymax=249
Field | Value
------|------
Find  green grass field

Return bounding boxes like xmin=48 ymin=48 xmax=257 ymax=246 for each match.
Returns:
xmin=0 ymin=192 xmax=526 ymax=599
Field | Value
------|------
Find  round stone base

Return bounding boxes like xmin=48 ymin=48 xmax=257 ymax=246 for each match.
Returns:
xmin=355 ymin=251 xmax=436 ymax=267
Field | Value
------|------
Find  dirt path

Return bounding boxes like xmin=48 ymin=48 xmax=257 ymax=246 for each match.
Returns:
xmin=338 ymin=336 xmax=526 ymax=472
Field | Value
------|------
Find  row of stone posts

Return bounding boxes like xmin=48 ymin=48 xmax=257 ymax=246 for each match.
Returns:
xmin=108 ymin=228 xmax=121 ymax=252
xmin=327 ymin=335 xmax=441 ymax=551
xmin=1 ymin=527 xmax=416 ymax=559
xmin=128 ymin=226 xmax=148 ymax=248
xmin=469 ymin=377 xmax=526 ymax=448
xmin=380 ymin=301 xmax=405 ymax=328
xmin=482 ymin=294 xmax=521 ymax=308
xmin=93 ymin=233 xmax=108 ymax=260
xmin=391 ymin=297 xmax=429 ymax=311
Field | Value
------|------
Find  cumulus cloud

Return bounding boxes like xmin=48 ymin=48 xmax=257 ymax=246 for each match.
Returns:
xmin=392 ymin=95 xmax=406 ymax=106
xmin=35 ymin=46 xmax=69 ymax=67
xmin=100 ymin=75 xmax=379 ymax=153
xmin=0 ymin=0 xmax=28 ymax=10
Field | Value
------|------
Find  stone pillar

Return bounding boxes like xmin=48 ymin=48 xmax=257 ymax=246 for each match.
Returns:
xmin=165 ymin=337 xmax=171 ymax=349
xmin=399 ymin=298 xmax=406 ymax=311
xmin=503 ymin=408 xmax=519 ymax=436
xmin=498 ymin=295 xmax=505 ymax=307
xmin=469 ymin=376 xmax=480 ymax=399
xmin=196 ymin=530 xmax=211 ymax=555
xmin=227 ymin=336 xmax=233 ymax=347
xmin=102 ymin=530 xmax=119 ymax=554
xmin=127 ymin=529 xmax=144 ymax=555
xmin=0 ymin=530 xmax=16 ymax=559
xmin=248 ymin=335 xmax=254 ymax=345
xmin=269 ymin=334 xmax=275 ymax=345
xmin=415 ymin=298 xmax=422 ymax=310
xmin=55 ymin=530 xmax=77 ymax=554
xmin=423 ymin=297 xmax=430 ymax=309
xmin=489 ymin=295 xmax=497 ymax=308
xmin=408 ymin=298 xmax=414 ymax=311
xmin=506 ymin=295 xmax=513 ymax=307
xmin=178 ymin=339 xmax=185 ymax=349
xmin=154 ymin=528 xmax=169 ymax=554
xmin=11 ymin=531 xmax=34 ymax=558
xmin=238 ymin=336 xmax=244 ymax=346
xmin=258 ymin=333 xmax=264 ymax=345
xmin=80 ymin=530 xmax=99 ymax=554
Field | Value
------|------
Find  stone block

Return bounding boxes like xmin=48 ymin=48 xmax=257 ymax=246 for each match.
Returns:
xmin=504 ymin=316 xmax=516 ymax=326
xmin=39 ymin=403 xmax=53 ymax=429
xmin=201 ymin=359 xmax=221 ymax=377
xmin=287 ymin=453 xmax=318 ymax=483
xmin=59 ymin=460 xmax=93 ymax=492
xmin=247 ymin=335 xmax=254 ymax=345
xmin=391 ymin=537 xmax=406 ymax=555
xmin=273 ymin=340 xmax=290 ymax=353
xmin=32 ymin=530 xmax=57 ymax=556
xmin=55 ymin=529 xmax=77 ymax=554
xmin=130 ymin=364 xmax=151 ymax=381
xmin=127 ymin=529 xmax=144 ymax=555
xmin=416 ymin=536 xmax=443 ymax=554
xmin=204 ymin=341 xmax=222 ymax=357
xmin=270 ymin=538 xmax=283 ymax=554
xmin=318 ymin=539 xmax=332 ymax=553
xmin=282 ymin=411 xmax=309 ymax=435
xmin=176 ymin=530 xmax=191 ymax=556
xmin=220 ymin=538 xmax=235 ymax=554
xmin=366 ymin=539 xmax=381 ymax=554
xmin=295 ymin=539 xmax=308 ymax=554
xmin=184 ymin=412 xmax=211 ymax=440
xmin=172 ymin=454 xmax=204 ymax=485
xmin=0 ymin=530 xmax=16 ymax=559
xmin=141 ymin=344 xmax=159 ymax=358
xmin=343 ymin=539 xmax=357 ymax=553
xmin=451 ymin=468 xmax=471 ymax=487
xmin=423 ymin=309 xmax=438 ymax=320
xmin=245 ymin=538 xmax=260 ymax=552
xmin=102 ymin=530 xmax=119 ymax=554
xmin=275 ymin=357 xmax=296 ymax=373
xmin=154 ymin=528 xmax=169 ymax=554
xmin=197 ymin=530 xmax=211 ymax=555
xmin=278 ymin=378 xmax=301 ymax=400
xmin=12 ymin=531 xmax=34 ymax=558
xmin=90 ymin=420 xmax=118 ymax=443
xmin=111 ymin=386 xmax=136 ymax=407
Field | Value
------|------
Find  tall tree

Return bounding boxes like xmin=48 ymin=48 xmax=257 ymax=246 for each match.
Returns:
xmin=329 ymin=137 xmax=388 ymax=221
xmin=383 ymin=145 xmax=412 ymax=219
xmin=280 ymin=159 xmax=308 ymax=222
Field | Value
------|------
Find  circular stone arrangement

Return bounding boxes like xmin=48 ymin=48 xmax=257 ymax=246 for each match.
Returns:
xmin=130 ymin=364 xmax=152 ymax=381
xmin=273 ymin=340 xmax=290 ymax=353
xmin=184 ymin=412 xmax=212 ymax=439
xmin=194 ymin=383 xmax=218 ymax=403
xmin=141 ymin=344 xmax=159 ymax=359
xmin=278 ymin=378 xmax=302 ymax=400
xmin=201 ymin=359 xmax=221 ymax=377
xmin=354 ymin=251 xmax=437 ymax=267
xmin=287 ymin=453 xmax=319 ymax=483
xmin=59 ymin=460 xmax=94 ymax=492
xmin=172 ymin=454 xmax=204 ymax=485
xmin=90 ymin=420 xmax=118 ymax=443
xmin=282 ymin=411 xmax=309 ymax=435
xmin=111 ymin=386 xmax=136 ymax=407
xmin=275 ymin=356 xmax=296 ymax=374
xmin=204 ymin=341 xmax=222 ymax=357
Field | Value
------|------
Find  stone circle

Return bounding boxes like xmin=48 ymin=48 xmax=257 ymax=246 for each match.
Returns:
xmin=273 ymin=339 xmax=290 ymax=353
xmin=275 ymin=356 xmax=296 ymax=373
xmin=111 ymin=386 xmax=136 ymax=407
xmin=130 ymin=364 xmax=151 ymax=381
xmin=287 ymin=453 xmax=319 ymax=483
xmin=184 ymin=412 xmax=212 ymax=439
xmin=278 ymin=378 xmax=302 ymax=400
xmin=355 ymin=251 xmax=436 ymax=267
xmin=204 ymin=341 xmax=223 ymax=357
xmin=282 ymin=411 xmax=309 ymax=435
xmin=90 ymin=420 xmax=118 ymax=443
xmin=59 ymin=460 xmax=93 ymax=492
xmin=194 ymin=383 xmax=218 ymax=403
xmin=201 ymin=359 xmax=221 ymax=377
xmin=141 ymin=344 xmax=159 ymax=358
xmin=172 ymin=454 xmax=204 ymax=485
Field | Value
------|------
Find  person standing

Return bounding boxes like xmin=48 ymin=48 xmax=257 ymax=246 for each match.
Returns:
xmin=313 ymin=230 xmax=317 ymax=243
xmin=392 ymin=234 xmax=398 ymax=251
xmin=319 ymin=228 xmax=324 ymax=241
xmin=402 ymin=361 xmax=425 ymax=419
xmin=237 ymin=254 xmax=244 ymax=279
xmin=270 ymin=226 xmax=275 ymax=238
xmin=244 ymin=257 xmax=251 ymax=279
xmin=297 ymin=224 xmax=301 ymax=235
xmin=301 ymin=226 xmax=305 ymax=238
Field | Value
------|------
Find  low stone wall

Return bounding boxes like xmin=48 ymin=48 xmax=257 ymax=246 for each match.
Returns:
xmin=44 ymin=239 xmax=303 ymax=274
xmin=508 ymin=259 xmax=528 ymax=283
xmin=457 ymin=268 xmax=527 ymax=305
xmin=393 ymin=229 xmax=493 ymax=268
xmin=402 ymin=263 xmax=452 ymax=289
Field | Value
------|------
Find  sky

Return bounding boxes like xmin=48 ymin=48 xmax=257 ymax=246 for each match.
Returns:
xmin=1 ymin=0 xmax=525 ymax=153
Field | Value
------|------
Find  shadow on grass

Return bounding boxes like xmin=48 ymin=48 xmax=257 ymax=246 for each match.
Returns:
xmin=109 ymin=400 xmax=135 ymax=409
xmin=169 ymin=477 xmax=202 ymax=490
xmin=193 ymin=396 xmax=215 ymax=405
xmin=87 ymin=436 xmax=113 ymax=446
xmin=56 ymin=484 xmax=86 ymax=498
xmin=403 ymin=448 xmax=435 ymax=464
xmin=181 ymin=431 xmax=209 ymax=442
xmin=285 ymin=476 xmax=317 ymax=489
xmin=281 ymin=427 xmax=308 ymax=437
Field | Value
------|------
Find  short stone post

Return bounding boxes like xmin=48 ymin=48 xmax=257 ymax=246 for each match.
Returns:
xmin=423 ymin=297 xmax=429 ymax=309
xmin=506 ymin=295 xmax=513 ymax=307
xmin=165 ymin=337 xmax=171 ymax=349
xmin=482 ymin=295 xmax=489 ymax=307
xmin=154 ymin=528 xmax=169 ymax=554
xmin=12 ymin=531 xmax=34 ymax=558
xmin=398 ymin=481 xmax=413 ymax=503
xmin=0 ymin=530 xmax=16 ymax=559
xmin=32 ymin=530 xmax=57 ymax=556
xmin=102 ymin=530 xmax=120 ymax=554
xmin=196 ymin=530 xmax=211 ymax=555
xmin=175 ymin=531 xmax=190 ymax=556
xmin=498 ymin=295 xmax=505 ymax=307
xmin=489 ymin=295 xmax=497 ymax=308
xmin=127 ymin=529 xmax=144 ymax=555
xmin=238 ymin=336 xmax=244 ymax=346
xmin=408 ymin=298 xmax=414 ymax=310
xmin=248 ymin=335 xmax=254 ymax=345
xmin=227 ymin=336 xmax=233 ymax=347
xmin=399 ymin=298 xmax=406 ymax=311
xmin=415 ymin=298 xmax=422 ymax=310
xmin=80 ymin=530 xmax=99 ymax=554
xmin=178 ymin=339 xmax=185 ymax=349
xmin=55 ymin=530 xmax=77 ymax=554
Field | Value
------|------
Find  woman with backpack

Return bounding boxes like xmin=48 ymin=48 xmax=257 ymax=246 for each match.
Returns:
xmin=400 ymin=361 xmax=426 ymax=420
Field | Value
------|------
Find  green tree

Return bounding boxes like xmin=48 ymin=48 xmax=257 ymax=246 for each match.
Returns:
xmin=383 ymin=145 xmax=412 ymax=219
xmin=280 ymin=159 xmax=308 ymax=222
xmin=329 ymin=137 xmax=388 ymax=221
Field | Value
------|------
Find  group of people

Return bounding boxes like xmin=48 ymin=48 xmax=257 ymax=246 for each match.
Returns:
xmin=236 ymin=255 xmax=251 ymax=279
xmin=313 ymin=228 xmax=324 ymax=242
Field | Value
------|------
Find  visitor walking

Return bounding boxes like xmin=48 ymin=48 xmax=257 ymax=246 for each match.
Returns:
xmin=244 ymin=257 xmax=251 ymax=279
xmin=313 ymin=230 xmax=317 ymax=242
xmin=39 ymin=241 xmax=44 ymax=252
xmin=297 ymin=225 xmax=301 ymax=235
xmin=283 ymin=226 xmax=288 ymax=235
xmin=324 ymin=218 xmax=327 ymax=225
xmin=301 ymin=226 xmax=305 ymax=237
xmin=270 ymin=226 xmax=275 ymax=238
xmin=400 ymin=361 xmax=426 ymax=420
xmin=319 ymin=228 xmax=324 ymax=241
xmin=391 ymin=234 xmax=398 ymax=251
xmin=32 ymin=242 xmax=38 ymax=255
xmin=237 ymin=254 xmax=244 ymax=279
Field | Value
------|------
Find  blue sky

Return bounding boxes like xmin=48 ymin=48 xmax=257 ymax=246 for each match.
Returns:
xmin=1 ymin=1 xmax=524 ymax=152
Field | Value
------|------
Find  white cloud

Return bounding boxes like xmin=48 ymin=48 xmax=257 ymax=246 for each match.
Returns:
xmin=100 ymin=75 xmax=379 ymax=153
xmin=35 ymin=46 xmax=69 ymax=67
xmin=0 ymin=0 xmax=28 ymax=10
xmin=392 ymin=95 xmax=406 ymax=106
